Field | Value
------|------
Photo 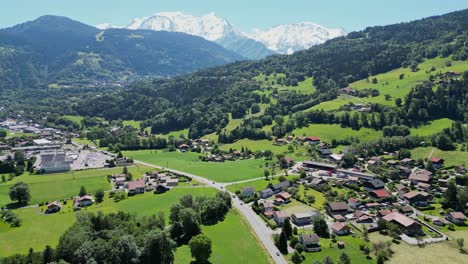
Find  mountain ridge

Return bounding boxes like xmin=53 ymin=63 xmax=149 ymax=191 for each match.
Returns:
xmin=98 ymin=12 xmax=346 ymax=58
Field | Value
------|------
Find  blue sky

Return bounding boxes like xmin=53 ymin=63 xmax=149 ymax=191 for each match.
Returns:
xmin=1 ymin=0 xmax=468 ymax=32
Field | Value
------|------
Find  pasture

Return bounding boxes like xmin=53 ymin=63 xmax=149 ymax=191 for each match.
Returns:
xmin=0 ymin=165 xmax=151 ymax=206
xmin=122 ymin=150 xmax=266 ymax=182
xmin=411 ymin=147 xmax=468 ymax=167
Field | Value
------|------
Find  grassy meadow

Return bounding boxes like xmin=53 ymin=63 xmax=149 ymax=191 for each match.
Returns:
xmin=411 ymin=147 xmax=468 ymax=167
xmin=0 ymin=165 xmax=151 ymax=206
xmin=410 ymin=118 xmax=454 ymax=136
xmin=122 ymin=150 xmax=266 ymax=182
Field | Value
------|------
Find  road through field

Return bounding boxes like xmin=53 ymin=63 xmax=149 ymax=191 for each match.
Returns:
xmin=134 ymin=160 xmax=287 ymax=264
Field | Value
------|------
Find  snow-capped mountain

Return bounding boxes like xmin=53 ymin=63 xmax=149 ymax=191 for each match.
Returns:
xmin=96 ymin=23 xmax=122 ymax=30
xmin=252 ymin=23 xmax=347 ymax=54
xmin=119 ymin=12 xmax=273 ymax=60
xmin=98 ymin=12 xmax=346 ymax=59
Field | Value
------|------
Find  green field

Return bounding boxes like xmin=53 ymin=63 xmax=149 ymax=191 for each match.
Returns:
xmin=0 ymin=165 xmax=151 ymax=206
xmin=349 ymin=57 xmax=468 ymax=106
xmin=63 ymin=115 xmax=84 ymax=124
xmin=221 ymin=139 xmax=290 ymax=154
xmin=0 ymin=188 xmax=217 ymax=257
xmin=370 ymin=232 xmax=467 ymax=264
xmin=122 ymin=120 xmax=141 ymax=130
xmin=72 ymin=137 xmax=99 ymax=148
xmin=226 ymin=178 xmax=280 ymax=193
xmin=410 ymin=118 xmax=454 ymax=136
xmin=411 ymin=147 xmax=468 ymax=167
xmin=122 ymin=150 xmax=266 ymax=182
xmin=175 ymin=210 xmax=272 ymax=264
xmin=311 ymin=94 xmax=361 ymax=111
xmin=292 ymin=123 xmax=381 ymax=143
xmin=254 ymin=73 xmax=316 ymax=95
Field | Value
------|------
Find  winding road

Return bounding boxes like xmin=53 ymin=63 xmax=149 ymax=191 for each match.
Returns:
xmin=135 ymin=160 xmax=288 ymax=264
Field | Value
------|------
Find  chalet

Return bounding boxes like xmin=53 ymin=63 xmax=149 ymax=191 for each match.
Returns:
xmin=317 ymin=148 xmax=333 ymax=157
xmin=273 ymin=211 xmax=288 ymax=226
xmin=77 ymin=195 xmax=94 ymax=207
xmin=363 ymin=179 xmax=385 ymax=191
xmin=154 ymin=184 xmax=170 ymax=194
xmin=409 ymin=170 xmax=432 ymax=184
xmin=398 ymin=166 xmax=412 ymax=177
xmin=338 ymin=87 xmax=355 ymax=95
xmin=367 ymin=157 xmax=382 ymax=166
xmin=446 ymin=212 xmax=467 ymax=225
xmin=270 ymin=181 xmax=290 ymax=194
xmin=291 ymin=211 xmax=320 ymax=226
xmin=331 ymin=222 xmax=351 ymax=235
xmin=400 ymin=205 xmax=414 ymax=215
xmin=446 ymin=71 xmax=461 ymax=77
xmin=417 ymin=182 xmax=431 ymax=191
xmin=308 ymin=136 xmax=321 ymax=145
xmin=275 ymin=192 xmax=291 ymax=203
xmin=370 ymin=189 xmax=391 ymax=199
xmin=383 ymin=212 xmax=422 ymax=236
xmin=178 ymin=144 xmax=190 ymax=152
xmin=302 ymin=161 xmax=337 ymax=171
xmin=45 ymin=201 xmax=62 ymax=214
xmin=455 ymin=165 xmax=466 ymax=174
xmin=432 ymin=217 xmax=449 ymax=226
xmin=165 ymin=178 xmax=179 ymax=187
xmin=356 ymin=214 xmax=373 ymax=223
xmin=259 ymin=188 xmax=274 ymax=199
xmin=438 ymin=179 xmax=449 ymax=187
xmin=387 ymin=160 xmax=399 ymax=166
xmin=115 ymin=176 xmax=126 ymax=187
xmin=396 ymin=184 xmax=410 ymax=198
xmin=378 ymin=209 xmax=393 ymax=217
xmin=365 ymin=202 xmax=381 ymax=209
xmin=347 ymin=197 xmax=361 ymax=209
xmin=262 ymin=201 xmax=274 ymax=218
xmin=428 ymin=157 xmax=444 ymax=169
xmin=274 ymin=138 xmax=287 ymax=145
xmin=400 ymin=158 xmax=415 ymax=166
xmin=309 ymin=177 xmax=326 ymax=187
xmin=333 ymin=214 xmax=346 ymax=222
xmin=241 ymin=186 xmax=255 ymax=197
xmin=127 ymin=179 xmax=146 ymax=195
xmin=299 ymin=234 xmax=321 ymax=252
xmin=326 ymin=202 xmax=351 ymax=216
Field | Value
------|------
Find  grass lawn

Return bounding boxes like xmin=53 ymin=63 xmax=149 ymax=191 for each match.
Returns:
xmin=0 ymin=187 xmax=218 ymax=257
xmin=122 ymin=150 xmax=266 ymax=182
xmin=72 ymin=137 xmax=99 ymax=148
xmin=296 ymin=185 xmax=327 ymax=210
xmin=254 ymin=73 xmax=316 ymax=95
xmin=299 ymin=233 xmax=372 ymax=263
xmin=293 ymin=124 xmax=381 ymax=144
xmin=310 ymin=95 xmax=360 ymax=111
xmin=411 ymin=147 xmax=468 ymax=167
xmin=370 ymin=232 xmax=467 ymax=264
xmin=122 ymin=120 xmax=141 ymax=130
xmin=175 ymin=210 xmax=273 ymax=264
xmin=225 ymin=178 xmax=279 ymax=193
xmin=0 ymin=165 xmax=151 ymax=206
xmin=280 ymin=200 xmax=315 ymax=215
xmin=410 ymin=118 xmax=454 ymax=136
xmin=63 ymin=115 xmax=84 ymax=124
xmin=221 ymin=139 xmax=289 ymax=154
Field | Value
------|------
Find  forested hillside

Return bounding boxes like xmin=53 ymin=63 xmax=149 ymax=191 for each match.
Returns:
xmin=73 ymin=9 xmax=468 ymax=139
xmin=0 ymin=16 xmax=243 ymax=89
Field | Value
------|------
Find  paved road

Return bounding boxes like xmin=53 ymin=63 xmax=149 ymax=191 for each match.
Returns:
xmin=135 ymin=160 xmax=288 ymax=264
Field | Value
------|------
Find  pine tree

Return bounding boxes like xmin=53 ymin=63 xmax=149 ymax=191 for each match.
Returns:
xmin=278 ymin=230 xmax=288 ymax=254
xmin=79 ymin=186 xmax=87 ymax=197
xmin=283 ymin=218 xmax=293 ymax=239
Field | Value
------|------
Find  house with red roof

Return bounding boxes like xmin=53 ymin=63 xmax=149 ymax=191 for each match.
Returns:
xmin=428 ymin=157 xmax=444 ymax=168
xmin=77 ymin=195 xmax=94 ymax=207
xmin=45 ymin=201 xmax=62 ymax=214
xmin=409 ymin=170 xmax=432 ymax=184
xmin=331 ymin=222 xmax=351 ymax=235
xmin=127 ymin=179 xmax=146 ymax=195
xmin=370 ymin=189 xmax=391 ymax=199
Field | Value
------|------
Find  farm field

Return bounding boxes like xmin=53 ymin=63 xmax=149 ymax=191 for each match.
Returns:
xmin=311 ymin=94 xmax=361 ymax=111
xmin=122 ymin=150 xmax=266 ymax=182
xmin=0 ymin=165 xmax=151 ymax=206
xmin=122 ymin=120 xmax=141 ymax=130
xmin=0 ymin=187 xmax=218 ymax=257
xmin=410 ymin=118 xmax=454 ymax=136
xmin=411 ymin=147 xmax=468 ymax=167
xmin=221 ymin=139 xmax=290 ymax=154
xmin=292 ymin=123 xmax=381 ymax=143
xmin=175 ymin=210 xmax=273 ymax=264
xmin=254 ymin=73 xmax=316 ymax=94
xmin=226 ymin=178 xmax=280 ymax=193
xmin=369 ymin=233 xmax=467 ymax=264
xmin=63 ymin=115 xmax=84 ymax=124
